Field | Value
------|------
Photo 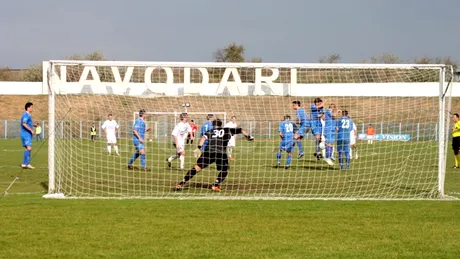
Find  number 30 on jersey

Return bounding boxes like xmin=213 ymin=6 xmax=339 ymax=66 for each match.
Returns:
xmin=212 ymin=129 xmax=225 ymax=138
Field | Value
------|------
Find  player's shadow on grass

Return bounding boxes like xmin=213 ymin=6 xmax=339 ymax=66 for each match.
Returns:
xmin=266 ymin=165 xmax=337 ymax=171
xmin=40 ymin=181 xmax=48 ymax=191
xmin=188 ymin=182 xmax=213 ymax=190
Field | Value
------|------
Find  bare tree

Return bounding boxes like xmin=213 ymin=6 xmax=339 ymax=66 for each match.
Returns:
xmin=319 ymin=53 xmax=341 ymax=63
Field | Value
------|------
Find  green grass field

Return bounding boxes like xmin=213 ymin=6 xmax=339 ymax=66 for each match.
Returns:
xmin=1 ymin=138 xmax=460 ymax=258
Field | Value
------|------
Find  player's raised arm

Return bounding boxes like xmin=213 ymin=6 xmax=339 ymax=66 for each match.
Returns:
xmin=229 ymin=128 xmax=254 ymax=141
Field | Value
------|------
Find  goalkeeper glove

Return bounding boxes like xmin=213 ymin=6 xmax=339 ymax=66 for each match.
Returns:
xmin=246 ymin=135 xmax=254 ymax=141
xmin=193 ymin=148 xmax=202 ymax=158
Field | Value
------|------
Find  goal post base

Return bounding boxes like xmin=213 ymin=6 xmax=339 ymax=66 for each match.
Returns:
xmin=42 ymin=193 xmax=66 ymax=199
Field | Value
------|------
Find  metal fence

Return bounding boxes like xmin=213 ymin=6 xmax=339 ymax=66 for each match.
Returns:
xmin=0 ymin=119 xmax=441 ymax=142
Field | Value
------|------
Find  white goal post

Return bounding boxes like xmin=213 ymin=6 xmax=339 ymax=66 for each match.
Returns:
xmin=43 ymin=60 xmax=453 ymax=200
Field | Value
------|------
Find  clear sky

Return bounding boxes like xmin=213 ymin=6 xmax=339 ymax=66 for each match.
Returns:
xmin=1 ymin=0 xmax=459 ymax=68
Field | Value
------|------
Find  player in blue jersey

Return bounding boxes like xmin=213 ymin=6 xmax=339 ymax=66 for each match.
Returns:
xmin=128 ymin=109 xmax=151 ymax=171
xmin=324 ymin=104 xmax=339 ymax=166
xmin=276 ymin=115 xmax=298 ymax=169
xmin=292 ymin=100 xmax=309 ymax=159
xmin=200 ymin=114 xmax=214 ymax=151
xmin=310 ymin=97 xmax=324 ymax=160
xmin=20 ymin=102 xmax=35 ymax=169
xmin=336 ymin=110 xmax=354 ymax=170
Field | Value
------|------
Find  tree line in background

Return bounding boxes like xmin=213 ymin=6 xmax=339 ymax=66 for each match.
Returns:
xmin=0 ymin=43 xmax=457 ymax=82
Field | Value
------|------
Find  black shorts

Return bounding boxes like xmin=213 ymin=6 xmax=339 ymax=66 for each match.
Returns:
xmin=453 ymin=137 xmax=460 ymax=151
xmin=196 ymin=151 xmax=229 ymax=172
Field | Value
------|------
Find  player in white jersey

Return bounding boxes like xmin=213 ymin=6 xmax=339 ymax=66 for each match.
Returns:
xmin=224 ymin=116 xmax=238 ymax=160
xmin=167 ymin=113 xmax=192 ymax=169
xmin=350 ymin=119 xmax=358 ymax=159
xmin=101 ymin=114 xmax=120 ymax=155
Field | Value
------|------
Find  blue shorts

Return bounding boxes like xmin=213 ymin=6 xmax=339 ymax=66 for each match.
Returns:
xmin=279 ymin=140 xmax=295 ymax=153
xmin=337 ymin=140 xmax=350 ymax=152
xmin=133 ymin=140 xmax=145 ymax=152
xmin=325 ymin=132 xmax=336 ymax=145
xmin=297 ymin=126 xmax=307 ymax=137
xmin=311 ymin=121 xmax=322 ymax=136
xmin=21 ymin=135 xmax=32 ymax=147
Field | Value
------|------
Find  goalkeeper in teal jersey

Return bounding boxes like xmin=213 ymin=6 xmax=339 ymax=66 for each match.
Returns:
xmin=336 ymin=110 xmax=354 ymax=170
xmin=20 ymin=102 xmax=35 ymax=169
xmin=277 ymin=115 xmax=297 ymax=169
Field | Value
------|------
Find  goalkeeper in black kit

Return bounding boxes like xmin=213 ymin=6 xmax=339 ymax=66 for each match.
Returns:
xmin=174 ymin=119 xmax=254 ymax=192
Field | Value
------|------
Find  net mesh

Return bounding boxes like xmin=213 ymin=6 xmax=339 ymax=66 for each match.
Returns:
xmin=47 ymin=62 xmax=451 ymax=199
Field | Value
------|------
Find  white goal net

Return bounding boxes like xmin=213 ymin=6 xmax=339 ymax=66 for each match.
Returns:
xmin=44 ymin=61 xmax=452 ymax=199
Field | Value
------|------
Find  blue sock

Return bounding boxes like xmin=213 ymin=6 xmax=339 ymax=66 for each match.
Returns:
xmin=338 ymin=151 xmax=344 ymax=170
xmin=315 ymin=138 xmax=321 ymax=153
xmin=287 ymin=154 xmax=292 ymax=166
xmin=276 ymin=152 xmax=281 ymax=163
xmin=297 ymin=140 xmax=304 ymax=154
xmin=23 ymin=150 xmax=28 ymax=165
xmin=128 ymin=152 xmax=139 ymax=165
xmin=27 ymin=150 xmax=31 ymax=165
xmin=326 ymin=146 xmax=332 ymax=159
xmin=345 ymin=148 xmax=350 ymax=169
xmin=202 ymin=141 xmax=208 ymax=151
xmin=140 ymin=154 xmax=146 ymax=168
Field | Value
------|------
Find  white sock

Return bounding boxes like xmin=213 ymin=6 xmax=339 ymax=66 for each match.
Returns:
xmin=179 ymin=155 xmax=184 ymax=169
xmin=168 ymin=154 xmax=178 ymax=162
xmin=355 ymin=148 xmax=358 ymax=158
xmin=349 ymin=147 xmax=353 ymax=159
xmin=107 ymin=145 xmax=111 ymax=154
xmin=332 ymin=146 xmax=335 ymax=157
xmin=322 ymin=148 xmax=326 ymax=158
xmin=114 ymin=145 xmax=119 ymax=153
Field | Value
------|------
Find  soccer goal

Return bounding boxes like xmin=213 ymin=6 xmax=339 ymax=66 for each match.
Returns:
xmin=43 ymin=60 xmax=453 ymax=200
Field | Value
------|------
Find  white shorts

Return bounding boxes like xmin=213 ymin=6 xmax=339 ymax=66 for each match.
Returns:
xmin=228 ymin=136 xmax=236 ymax=147
xmin=106 ymin=135 xmax=117 ymax=144
xmin=173 ymin=138 xmax=186 ymax=153
xmin=350 ymin=136 xmax=356 ymax=145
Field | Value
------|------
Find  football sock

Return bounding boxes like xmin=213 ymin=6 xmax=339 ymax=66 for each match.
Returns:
xmin=168 ymin=154 xmax=178 ymax=162
xmin=456 ymin=154 xmax=460 ymax=167
xmin=128 ymin=152 xmax=140 ymax=165
xmin=338 ymin=152 xmax=344 ymax=170
xmin=181 ymin=168 xmax=198 ymax=185
xmin=326 ymin=146 xmax=332 ymax=159
xmin=297 ymin=140 xmax=304 ymax=154
xmin=107 ymin=145 xmax=111 ymax=154
xmin=140 ymin=154 xmax=146 ymax=168
xmin=286 ymin=154 xmax=292 ymax=166
xmin=276 ymin=152 xmax=281 ymax=163
xmin=216 ymin=171 xmax=228 ymax=185
xmin=315 ymin=138 xmax=321 ymax=154
xmin=114 ymin=145 xmax=119 ymax=154
xmin=179 ymin=155 xmax=184 ymax=169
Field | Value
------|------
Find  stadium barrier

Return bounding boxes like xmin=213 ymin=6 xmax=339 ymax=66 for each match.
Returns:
xmin=0 ymin=119 xmax=441 ymax=142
